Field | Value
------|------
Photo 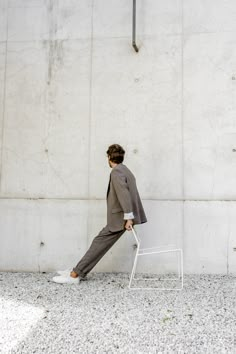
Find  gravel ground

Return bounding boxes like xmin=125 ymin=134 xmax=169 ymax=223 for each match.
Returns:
xmin=0 ymin=272 xmax=235 ymax=354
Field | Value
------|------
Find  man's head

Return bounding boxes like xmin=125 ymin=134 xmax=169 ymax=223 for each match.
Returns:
xmin=106 ymin=144 xmax=125 ymax=167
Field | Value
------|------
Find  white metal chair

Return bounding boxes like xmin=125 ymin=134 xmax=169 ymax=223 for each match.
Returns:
xmin=129 ymin=227 xmax=183 ymax=290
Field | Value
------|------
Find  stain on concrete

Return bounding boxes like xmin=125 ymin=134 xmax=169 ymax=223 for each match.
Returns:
xmin=47 ymin=40 xmax=64 ymax=85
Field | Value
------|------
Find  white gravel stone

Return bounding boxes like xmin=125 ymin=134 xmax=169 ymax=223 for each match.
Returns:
xmin=0 ymin=272 xmax=235 ymax=353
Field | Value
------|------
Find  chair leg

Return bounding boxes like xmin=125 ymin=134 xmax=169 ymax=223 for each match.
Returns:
xmin=129 ymin=245 xmax=140 ymax=288
xmin=177 ymin=249 xmax=181 ymax=280
xmin=180 ymin=249 xmax=184 ymax=289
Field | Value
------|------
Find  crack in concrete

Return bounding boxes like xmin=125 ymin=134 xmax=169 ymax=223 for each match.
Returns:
xmin=45 ymin=152 xmax=70 ymax=193
xmin=211 ymin=135 xmax=220 ymax=198
xmin=0 ymin=3 xmax=8 ymax=196
xmin=86 ymin=0 xmax=94 ymax=248
xmin=226 ymin=204 xmax=231 ymax=275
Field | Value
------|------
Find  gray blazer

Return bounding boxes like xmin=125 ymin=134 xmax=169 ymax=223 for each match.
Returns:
xmin=106 ymin=163 xmax=147 ymax=232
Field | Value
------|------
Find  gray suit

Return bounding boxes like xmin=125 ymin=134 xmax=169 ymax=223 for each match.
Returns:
xmin=73 ymin=164 xmax=147 ymax=278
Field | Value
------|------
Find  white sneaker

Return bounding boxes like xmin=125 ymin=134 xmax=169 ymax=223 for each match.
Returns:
xmin=52 ymin=275 xmax=80 ymax=284
xmin=56 ymin=270 xmax=87 ymax=281
xmin=56 ymin=269 xmax=71 ymax=276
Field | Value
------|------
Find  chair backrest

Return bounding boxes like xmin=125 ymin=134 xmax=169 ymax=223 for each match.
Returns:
xmin=131 ymin=226 xmax=141 ymax=246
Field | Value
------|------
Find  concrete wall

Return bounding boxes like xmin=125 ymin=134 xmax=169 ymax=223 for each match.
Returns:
xmin=0 ymin=0 xmax=236 ymax=274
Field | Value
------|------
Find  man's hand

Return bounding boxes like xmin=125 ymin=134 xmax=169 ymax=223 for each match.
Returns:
xmin=125 ymin=219 xmax=133 ymax=231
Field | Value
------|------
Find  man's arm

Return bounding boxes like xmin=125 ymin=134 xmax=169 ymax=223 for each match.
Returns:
xmin=111 ymin=170 xmax=134 ymax=230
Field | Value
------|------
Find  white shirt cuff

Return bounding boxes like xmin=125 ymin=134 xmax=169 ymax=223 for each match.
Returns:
xmin=124 ymin=212 xmax=134 ymax=220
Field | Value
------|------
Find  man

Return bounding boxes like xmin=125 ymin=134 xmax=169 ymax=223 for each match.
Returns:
xmin=52 ymin=144 xmax=147 ymax=284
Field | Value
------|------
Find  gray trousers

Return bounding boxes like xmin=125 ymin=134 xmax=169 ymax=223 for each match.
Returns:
xmin=73 ymin=225 xmax=126 ymax=278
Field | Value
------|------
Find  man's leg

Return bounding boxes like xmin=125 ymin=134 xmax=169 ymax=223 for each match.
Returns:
xmin=72 ymin=226 xmax=125 ymax=278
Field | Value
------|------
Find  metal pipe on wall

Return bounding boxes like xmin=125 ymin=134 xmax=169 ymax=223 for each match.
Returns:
xmin=132 ymin=0 xmax=139 ymax=52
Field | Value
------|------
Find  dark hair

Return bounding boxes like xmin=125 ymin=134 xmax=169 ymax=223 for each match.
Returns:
xmin=106 ymin=144 xmax=125 ymax=164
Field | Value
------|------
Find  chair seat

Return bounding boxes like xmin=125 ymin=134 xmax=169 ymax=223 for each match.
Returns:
xmin=138 ymin=245 xmax=181 ymax=255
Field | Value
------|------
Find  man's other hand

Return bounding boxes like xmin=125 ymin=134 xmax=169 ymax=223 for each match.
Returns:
xmin=125 ymin=219 xmax=133 ymax=231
